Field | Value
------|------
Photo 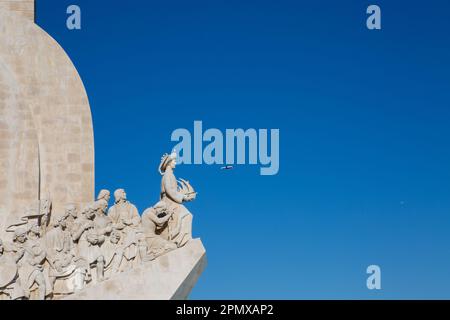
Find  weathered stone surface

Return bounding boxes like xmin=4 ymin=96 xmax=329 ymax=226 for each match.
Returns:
xmin=62 ymin=239 xmax=207 ymax=300
xmin=0 ymin=5 xmax=95 ymax=234
xmin=0 ymin=0 xmax=34 ymax=21
xmin=0 ymin=59 xmax=40 ymax=234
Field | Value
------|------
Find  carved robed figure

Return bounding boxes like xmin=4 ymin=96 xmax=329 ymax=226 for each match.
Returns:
xmin=158 ymin=151 xmax=196 ymax=247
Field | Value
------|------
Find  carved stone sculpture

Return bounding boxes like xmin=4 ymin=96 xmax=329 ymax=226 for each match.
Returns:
xmin=93 ymin=199 xmax=120 ymax=276
xmin=141 ymin=201 xmax=177 ymax=260
xmin=108 ymin=189 xmax=141 ymax=267
xmin=44 ymin=215 xmax=87 ymax=296
xmin=0 ymin=238 xmax=24 ymax=300
xmin=65 ymin=204 xmax=80 ymax=239
xmin=96 ymin=190 xmax=111 ymax=204
xmin=0 ymin=150 xmax=205 ymax=299
xmin=103 ymin=230 xmax=126 ymax=275
xmin=159 ymin=151 xmax=196 ymax=247
xmin=0 ymin=0 xmax=206 ymax=299
xmin=72 ymin=206 xmax=104 ymax=283
xmin=14 ymin=226 xmax=49 ymax=300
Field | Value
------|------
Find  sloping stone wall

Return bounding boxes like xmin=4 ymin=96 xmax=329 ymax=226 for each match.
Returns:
xmin=0 ymin=5 xmax=94 ymax=235
xmin=0 ymin=0 xmax=34 ymax=21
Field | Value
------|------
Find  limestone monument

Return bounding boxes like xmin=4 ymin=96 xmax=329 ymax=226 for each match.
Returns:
xmin=0 ymin=4 xmax=206 ymax=300
xmin=0 ymin=0 xmax=94 ymax=236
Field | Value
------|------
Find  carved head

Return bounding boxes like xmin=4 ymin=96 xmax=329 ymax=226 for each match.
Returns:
xmin=28 ymin=223 xmax=41 ymax=239
xmin=168 ymin=158 xmax=177 ymax=170
xmin=65 ymin=203 xmax=78 ymax=219
xmin=94 ymin=199 xmax=108 ymax=215
xmin=13 ymin=228 xmax=27 ymax=244
xmin=153 ymin=201 xmax=168 ymax=216
xmin=54 ymin=215 xmax=68 ymax=230
xmin=110 ymin=230 xmax=121 ymax=244
xmin=81 ymin=205 xmax=95 ymax=220
xmin=86 ymin=206 xmax=96 ymax=220
xmin=51 ymin=218 xmax=60 ymax=229
xmin=158 ymin=150 xmax=177 ymax=174
xmin=97 ymin=189 xmax=110 ymax=203
xmin=114 ymin=189 xmax=127 ymax=203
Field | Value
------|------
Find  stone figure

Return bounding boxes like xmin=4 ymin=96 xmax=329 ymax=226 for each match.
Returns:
xmin=93 ymin=199 xmax=113 ymax=245
xmin=14 ymin=226 xmax=49 ymax=300
xmin=44 ymin=215 xmax=87 ymax=293
xmin=71 ymin=206 xmax=104 ymax=282
xmin=92 ymin=198 xmax=123 ymax=276
xmin=97 ymin=189 xmax=111 ymax=204
xmin=64 ymin=204 xmax=79 ymax=238
xmin=45 ymin=217 xmax=73 ymax=269
xmin=102 ymin=230 xmax=128 ymax=275
xmin=0 ymin=238 xmax=25 ymax=300
xmin=141 ymin=201 xmax=177 ymax=260
xmin=159 ymin=150 xmax=196 ymax=247
xmin=108 ymin=189 xmax=141 ymax=265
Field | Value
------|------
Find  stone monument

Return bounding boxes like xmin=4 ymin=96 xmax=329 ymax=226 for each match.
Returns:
xmin=0 ymin=4 xmax=206 ymax=300
xmin=0 ymin=0 xmax=94 ymax=236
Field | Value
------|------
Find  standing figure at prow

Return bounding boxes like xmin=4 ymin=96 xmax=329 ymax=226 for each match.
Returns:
xmin=159 ymin=150 xmax=197 ymax=247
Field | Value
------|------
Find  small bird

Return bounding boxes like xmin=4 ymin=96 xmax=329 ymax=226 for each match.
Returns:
xmin=220 ymin=165 xmax=234 ymax=170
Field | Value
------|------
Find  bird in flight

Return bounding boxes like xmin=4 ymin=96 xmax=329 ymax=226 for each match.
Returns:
xmin=220 ymin=165 xmax=234 ymax=170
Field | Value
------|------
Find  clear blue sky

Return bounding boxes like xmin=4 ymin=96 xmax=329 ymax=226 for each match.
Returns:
xmin=36 ymin=0 xmax=450 ymax=299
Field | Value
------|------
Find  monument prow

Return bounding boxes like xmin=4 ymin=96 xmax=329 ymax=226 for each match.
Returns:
xmin=62 ymin=239 xmax=207 ymax=300
xmin=0 ymin=150 xmax=206 ymax=300
xmin=0 ymin=3 xmax=206 ymax=300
